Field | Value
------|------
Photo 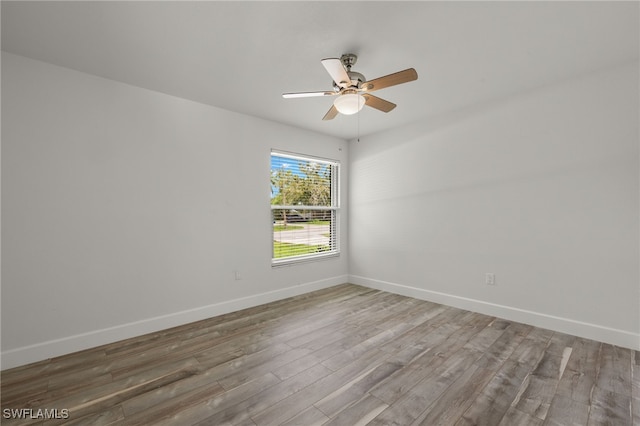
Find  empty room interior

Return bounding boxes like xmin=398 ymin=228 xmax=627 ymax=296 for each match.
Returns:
xmin=1 ymin=1 xmax=639 ymax=425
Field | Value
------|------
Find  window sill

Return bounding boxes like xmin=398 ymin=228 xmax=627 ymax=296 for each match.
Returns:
xmin=271 ymin=252 xmax=340 ymax=267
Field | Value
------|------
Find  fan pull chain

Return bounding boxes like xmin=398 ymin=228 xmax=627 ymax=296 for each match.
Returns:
xmin=357 ymin=97 xmax=361 ymax=142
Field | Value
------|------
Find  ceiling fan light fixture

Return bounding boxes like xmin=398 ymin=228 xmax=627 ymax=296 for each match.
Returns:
xmin=333 ymin=93 xmax=365 ymax=115
xmin=283 ymin=55 xmax=417 ymax=120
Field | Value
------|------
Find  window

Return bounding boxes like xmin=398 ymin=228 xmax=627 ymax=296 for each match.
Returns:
xmin=271 ymin=151 xmax=339 ymax=265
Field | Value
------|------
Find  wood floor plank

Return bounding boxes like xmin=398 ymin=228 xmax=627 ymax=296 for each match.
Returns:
xmin=505 ymin=374 xmax=558 ymax=421
xmin=461 ymin=318 xmax=508 ymax=354
xmin=370 ymin=347 xmax=485 ymax=426
xmin=0 ymin=376 xmax=50 ymax=409
xmin=498 ymin=406 xmax=543 ymax=426
xmin=456 ymin=328 xmax=552 ymax=426
xmin=321 ymin=393 xmax=388 ymax=426
xmin=1 ymin=349 xmax=109 ymax=408
xmin=314 ymin=360 xmax=403 ymax=418
xmin=408 ymin=327 xmax=509 ymax=426
xmin=555 ymin=337 xmax=601 ymax=404
xmin=280 ymin=406 xmax=329 ymax=426
xmin=270 ymin=323 xmax=385 ymax=382
xmin=375 ymin=306 xmax=457 ymax=356
xmin=595 ymin=343 xmax=633 ymax=395
xmin=251 ymin=347 xmax=392 ymax=425
xmin=121 ymin=373 xmax=278 ymax=426
xmin=1 ymin=359 xmax=52 ymax=387
xmin=369 ymin=313 xmax=492 ymax=407
xmin=193 ymin=363 xmax=331 ymax=425
xmin=454 ymin=361 xmax=525 ymax=426
xmin=284 ymin=321 xmax=351 ymax=349
xmin=43 ymin=373 xmax=115 ymax=410
xmin=50 ymin=357 xmax=201 ymax=421
xmin=270 ymin=291 xmax=395 ymax=344
xmin=587 ymin=384 xmax=632 ymax=425
xmin=320 ymin=322 xmax=415 ymax=372
xmin=117 ymin=380 xmax=225 ymax=426
xmin=473 ymin=322 xmax=531 ymax=371
xmin=217 ymin=346 xmax=311 ymax=391
xmin=496 ymin=332 xmax=574 ymax=424
xmin=42 ymin=405 xmax=124 ymax=426
xmin=539 ymin=336 xmax=601 ymax=426
xmin=119 ymin=363 xmax=226 ymax=417
xmin=1 ymin=283 xmax=635 ymax=426
xmin=544 ymin=394 xmax=590 ymax=426
xmin=411 ymin=366 xmax=494 ymax=426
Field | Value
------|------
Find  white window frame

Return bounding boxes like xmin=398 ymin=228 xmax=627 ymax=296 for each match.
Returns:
xmin=271 ymin=150 xmax=340 ymax=266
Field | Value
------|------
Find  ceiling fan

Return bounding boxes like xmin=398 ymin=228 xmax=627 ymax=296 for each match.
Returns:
xmin=283 ymin=54 xmax=418 ymax=120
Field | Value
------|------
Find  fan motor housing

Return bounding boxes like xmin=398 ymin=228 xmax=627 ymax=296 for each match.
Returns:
xmin=349 ymin=71 xmax=365 ymax=86
xmin=333 ymin=70 xmax=365 ymax=90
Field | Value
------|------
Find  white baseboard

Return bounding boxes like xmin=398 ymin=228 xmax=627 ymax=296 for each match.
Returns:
xmin=1 ymin=275 xmax=347 ymax=370
xmin=349 ymin=274 xmax=640 ymax=351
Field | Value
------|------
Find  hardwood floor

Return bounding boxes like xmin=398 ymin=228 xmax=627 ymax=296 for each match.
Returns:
xmin=1 ymin=284 xmax=638 ymax=425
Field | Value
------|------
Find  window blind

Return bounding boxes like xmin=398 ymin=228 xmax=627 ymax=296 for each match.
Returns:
xmin=271 ymin=151 xmax=339 ymax=265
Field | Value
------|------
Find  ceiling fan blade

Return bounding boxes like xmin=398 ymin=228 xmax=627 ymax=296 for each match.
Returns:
xmin=322 ymin=105 xmax=339 ymax=121
xmin=362 ymin=94 xmax=396 ymax=113
xmin=321 ymin=58 xmax=351 ymax=89
xmin=360 ymin=68 xmax=418 ymax=92
xmin=283 ymin=91 xmax=336 ymax=99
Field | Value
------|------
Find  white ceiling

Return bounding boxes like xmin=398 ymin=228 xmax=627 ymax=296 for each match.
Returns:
xmin=2 ymin=1 xmax=638 ymax=140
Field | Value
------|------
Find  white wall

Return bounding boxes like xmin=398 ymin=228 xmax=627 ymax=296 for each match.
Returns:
xmin=349 ymin=62 xmax=640 ymax=350
xmin=2 ymin=51 xmax=638 ymax=371
xmin=1 ymin=53 xmax=349 ymax=369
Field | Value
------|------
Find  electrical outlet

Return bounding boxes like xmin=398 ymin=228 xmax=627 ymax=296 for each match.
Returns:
xmin=485 ymin=273 xmax=495 ymax=286
xmin=234 ymin=270 xmax=242 ymax=281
